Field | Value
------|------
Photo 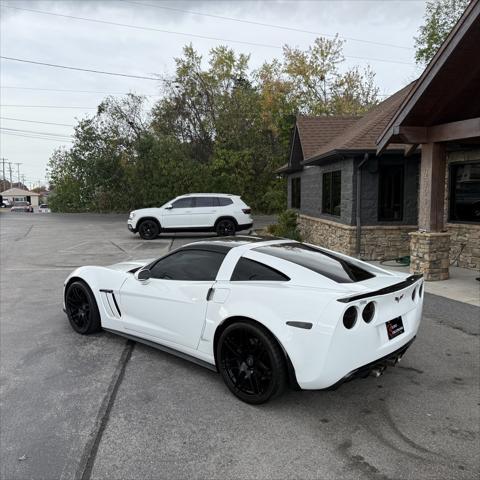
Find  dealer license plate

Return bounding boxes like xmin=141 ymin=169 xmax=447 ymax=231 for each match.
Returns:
xmin=386 ymin=317 xmax=404 ymax=340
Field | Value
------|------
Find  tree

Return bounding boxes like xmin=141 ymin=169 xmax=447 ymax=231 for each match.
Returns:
xmin=47 ymin=38 xmax=380 ymax=214
xmin=415 ymin=0 xmax=470 ymax=65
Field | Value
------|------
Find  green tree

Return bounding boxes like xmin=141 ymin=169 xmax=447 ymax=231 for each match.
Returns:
xmin=415 ymin=0 xmax=470 ymax=65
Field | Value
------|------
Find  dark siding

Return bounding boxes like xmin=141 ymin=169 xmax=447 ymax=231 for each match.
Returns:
xmin=288 ymin=157 xmax=355 ymax=225
xmin=358 ymin=154 xmax=419 ymax=226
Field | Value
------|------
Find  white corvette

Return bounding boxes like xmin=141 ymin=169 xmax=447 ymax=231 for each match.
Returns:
xmin=63 ymin=236 xmax=424 ymax=404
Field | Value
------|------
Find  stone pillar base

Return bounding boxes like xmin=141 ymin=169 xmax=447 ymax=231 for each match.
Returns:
xmin=409 ymin=231 xmax=450 ymax=281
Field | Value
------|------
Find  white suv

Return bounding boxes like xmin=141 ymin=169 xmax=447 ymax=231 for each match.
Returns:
xmin=128 ymin=193 xmax=253 ymax=240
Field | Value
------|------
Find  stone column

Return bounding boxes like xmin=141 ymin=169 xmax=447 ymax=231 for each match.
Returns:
xmin=409 ymin=231 xmax=450 ymax=280
xmin=411 ymin=142 xmax=450 ymax=281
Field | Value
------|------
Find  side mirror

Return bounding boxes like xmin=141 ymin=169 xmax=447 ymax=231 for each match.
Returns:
xmin=164 ymin=204 xmax=173 ymax=210
xmin=136 ymin=268 xmax=151 ymax=281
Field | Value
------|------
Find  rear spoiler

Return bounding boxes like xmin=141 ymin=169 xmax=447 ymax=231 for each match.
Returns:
xmin=337 ymin=274 xmax=423 ymax=303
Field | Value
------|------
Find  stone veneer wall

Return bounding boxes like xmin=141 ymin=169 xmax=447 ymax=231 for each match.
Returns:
xmin=298 ymin=214 xmax=356 ymax=256
xmin=359 ymin=225 xmax=417 ymax=260
xmin=409 ymin=232 xmax=450 ymax=281
xmin=447 ymin=223 xmax=480 ymax=270
xmin=298 ymin=214 xmax=416 ymax=260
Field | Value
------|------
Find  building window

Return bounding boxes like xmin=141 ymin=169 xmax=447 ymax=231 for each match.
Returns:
xmin=322 ymin=171 xmax=341 ymax=216
xmin=378 ymin=164 xmax=404 ymax=221
xmin=449 ymin=162 xmax=480 ymax=223
xmin=291 ymin=177 xmax=301 ymax=209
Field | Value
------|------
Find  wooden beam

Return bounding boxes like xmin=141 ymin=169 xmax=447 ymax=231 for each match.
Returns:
xmin=395 ymin=117 xmax=480 ymax=144
xmin=404 ymin=143 xmax=419 ymax=157
xmin=418 ymin=142 xmax=447 ymax=232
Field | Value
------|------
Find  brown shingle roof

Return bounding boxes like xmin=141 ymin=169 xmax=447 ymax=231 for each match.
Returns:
xmin=296 ymin=115 xmax=359 ymax=159
xmin=304 ymin=82 xmax=416 ymax=163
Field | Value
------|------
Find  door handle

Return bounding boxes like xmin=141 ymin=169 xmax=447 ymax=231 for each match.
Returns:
xmin=206 ymin=287 xmax=215 ymax=301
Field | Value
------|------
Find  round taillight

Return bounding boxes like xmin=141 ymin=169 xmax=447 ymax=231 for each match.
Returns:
xmin=411 ymin=288 xmax=416 ymax=301
xmin=419 ymin=283 xmax=423 ymax=297
xmin=362 ymin=302 xmax=375 ymax=323
xmin=343 ymin=306 xmax=357 ymax=329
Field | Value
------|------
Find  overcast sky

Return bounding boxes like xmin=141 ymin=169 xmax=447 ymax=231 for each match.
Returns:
xmin=0 ymin=0 xmax=427 ymax=188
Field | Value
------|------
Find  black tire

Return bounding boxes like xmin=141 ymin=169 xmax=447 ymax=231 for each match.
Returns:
xmin=138 ymin=219 xmax=160 ymax=240
xmin=217 ymin=321 xmax=287 ymax=404
xmin=215 ymin=218 xmax=236 ymax=236
xmin=65 ymin=280 xmax=101 ymax=334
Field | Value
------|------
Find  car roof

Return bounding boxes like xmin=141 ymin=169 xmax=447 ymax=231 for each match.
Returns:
xmin=181 ymin=236 xmax=284 ymax=254
xmin=177 ymin=193 xmax=239 ymax=198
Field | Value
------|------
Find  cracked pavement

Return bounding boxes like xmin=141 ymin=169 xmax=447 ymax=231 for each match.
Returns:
xmin=1 ymin=212 xmax=479 ymax=479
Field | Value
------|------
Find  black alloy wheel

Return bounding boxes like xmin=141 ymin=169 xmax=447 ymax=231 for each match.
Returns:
xmin=217 ymin=321 xmax=286 ymax=404
xmin=65 ymin=281 xmax=101 ymax=334
xmin=139 ymin=219 xmax=160 ymax=240
xmin=216 ymin=219 xmax=236 ymax=236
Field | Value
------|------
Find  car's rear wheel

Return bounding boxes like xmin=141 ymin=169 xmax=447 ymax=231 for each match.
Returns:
xmin=138 ymin=219 xmax=160 ymax=240
xmin=217 ymin=321 xmax=286 ymax=404
xmin=65 ymin=280 xmax=101 ymax=334
xmin=216 ymin=218 xmax=236 ymax=236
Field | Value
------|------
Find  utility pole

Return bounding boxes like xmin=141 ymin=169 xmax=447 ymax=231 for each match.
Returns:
xmin=8 ymin=162 xmax=13 ymax=187
xmin=14 ymin=162 xmax=22 ymax=186
xmin=1 ymin=157 xmax=6 ymax=183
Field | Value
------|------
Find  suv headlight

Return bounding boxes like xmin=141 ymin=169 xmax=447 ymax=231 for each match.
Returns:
xmin=129 ymin=212 xmax=136 ymax=219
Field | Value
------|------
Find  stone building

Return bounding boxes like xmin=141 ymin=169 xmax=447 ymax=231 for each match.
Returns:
xmin=279 ymin=1 xmax=480 ymax=280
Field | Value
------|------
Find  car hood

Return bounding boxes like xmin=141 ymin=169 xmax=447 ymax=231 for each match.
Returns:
xmin=132 ymin=207 xmax=162 ymax=217
xmin=106 ymin=258 xmax=154 ymax=273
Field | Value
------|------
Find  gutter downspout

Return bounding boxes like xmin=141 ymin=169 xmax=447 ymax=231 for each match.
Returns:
xmin=356 ymin=153 xmax=369 ymax=257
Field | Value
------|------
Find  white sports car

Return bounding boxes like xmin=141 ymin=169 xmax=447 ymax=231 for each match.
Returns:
xmin=63 ymin=236 xmax=424 ymax=404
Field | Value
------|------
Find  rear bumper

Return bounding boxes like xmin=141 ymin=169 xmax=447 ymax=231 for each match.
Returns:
xmin=325 ymin=336 xmax=416 ymax=390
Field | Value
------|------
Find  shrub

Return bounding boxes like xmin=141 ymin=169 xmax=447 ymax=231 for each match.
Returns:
xmin=267 ymin=209 xmax=302 ymax=241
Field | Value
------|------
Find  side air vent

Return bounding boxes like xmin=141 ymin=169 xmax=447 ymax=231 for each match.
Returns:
xmin=100 ymin=289 xmax=122 ymax=318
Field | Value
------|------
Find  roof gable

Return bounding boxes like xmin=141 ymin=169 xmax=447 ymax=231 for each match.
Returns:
xmin=304 ymin=83 xmax=414 ymax=163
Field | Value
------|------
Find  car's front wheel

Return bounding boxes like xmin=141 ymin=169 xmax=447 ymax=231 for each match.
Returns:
xmin=65 ymin=280 xmax=101 ymax=334
xmin=217 ymin=321 xmax=287 ymax=404
xmin=138 ymin=219 xmax=160 ymax=240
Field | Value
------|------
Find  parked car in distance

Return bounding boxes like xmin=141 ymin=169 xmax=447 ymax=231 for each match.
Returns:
xmin=63 ymin=236 xmax=424 ymax=404
xmin=38 ymin=204 xmax=51 ymax=213
xmin=1 ymin=200 xmax=11 ymax=208
xmin=10 ymin=201 xmax=33 ymax=213
xmin=128 ymin=193 xmax=253 ymax=240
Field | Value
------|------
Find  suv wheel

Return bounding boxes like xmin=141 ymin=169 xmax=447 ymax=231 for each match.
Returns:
xmin=138 ymin=219 xmax=160 ymax=240
xmin=216 ymin=219 xmax=236 ymax=236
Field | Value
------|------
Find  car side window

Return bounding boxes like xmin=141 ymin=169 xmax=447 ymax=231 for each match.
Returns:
xmin=150 ymin=250 xmax=226 ymax=281
xmin=230 ymin=257 xmax=290 ymax=281
xmin=194 ymin=197 xmax=217 ymax=207
xmin=171 ymin=198 xmax=194 ymax=209
xmin=218 ymin=197 xmax=233 ymax=206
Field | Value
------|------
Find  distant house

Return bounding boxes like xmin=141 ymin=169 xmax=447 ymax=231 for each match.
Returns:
xmin=280 ymin=1 xmax=480 ymax=279
xmin=1 ymin=187 xmax=40 ymax=207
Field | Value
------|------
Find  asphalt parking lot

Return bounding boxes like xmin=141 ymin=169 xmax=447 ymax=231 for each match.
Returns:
xmin=1 ymin=212 xmax=479 ymax=480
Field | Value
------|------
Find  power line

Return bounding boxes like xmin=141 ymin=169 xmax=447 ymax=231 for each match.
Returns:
xmin=0 ymin=56 xmax=160 ymax=81
xmin=1 ymin=131 xmax=74 ymax=143
xmin=0 ymin=86 xmax=160 ymax=96
xmin=1 ymin=127 xmax=72 ymax=139
xmin=0 ymin=5 xmax=415 ymax=66
xmin=1 ymin=104 xmax=97 ymax=109
xmin=0 ymin=117 xmax=75 ymax=127
xmin=123 ymin=0 xmax=413 ymax=51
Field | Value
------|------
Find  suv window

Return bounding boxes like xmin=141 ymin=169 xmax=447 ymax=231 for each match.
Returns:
xmin=194 ymin=197 xmax=217 ymax=207
xmin=218 ymin=197 xmax=233 ymax=206
xmin=150 ymin=249 xmax=225 ymax=281
xmin=171 ymin=197 xmax=194 ymax=209
xmin=231 ymin=257 xmax=289 ymax=281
